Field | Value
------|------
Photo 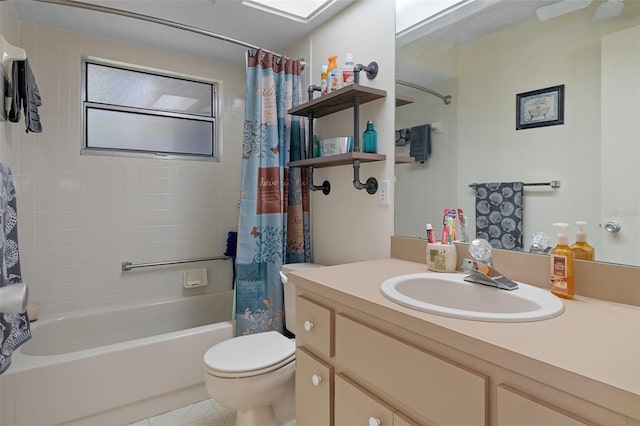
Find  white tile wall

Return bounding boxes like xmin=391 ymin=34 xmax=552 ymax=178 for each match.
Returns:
xmin=2 ymin=21 xmax=245 ymax=318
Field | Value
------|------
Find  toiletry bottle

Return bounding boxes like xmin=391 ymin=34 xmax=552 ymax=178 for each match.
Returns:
xmin=362 ymin=120 xmax=377 ymax=153
xmin=550 ymin=223 xmax=575 ymax=299
xmin=342 ymin=53 xmax=355 ymax=86
xmin=320 ymin=65 xmax=328 ymax=95
xmin=426 ymin=223 xmax=435 ymax=243
xmin=327 ymin=55 xmax=341 ymax=92
xmin=570 ymin=221 xmax=595 ymax=260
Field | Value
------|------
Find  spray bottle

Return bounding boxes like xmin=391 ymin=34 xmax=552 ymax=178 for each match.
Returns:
xmin=320 ymin=65 xmax=328 ymax=95
xmin=550 ymin=223 xmax=575 ymax=299
xmin=570 ymin=221 xmax=595 ymax=260
xmin=327 ymin=55 xmax=341 ymax=92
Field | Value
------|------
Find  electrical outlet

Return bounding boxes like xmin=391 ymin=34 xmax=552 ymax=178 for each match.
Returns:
xmin=378 ymin=180 xmax=390 ymax=206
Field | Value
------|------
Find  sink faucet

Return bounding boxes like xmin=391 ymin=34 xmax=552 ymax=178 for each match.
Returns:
xmin=461 ymin=239 xmax=518 ymax=291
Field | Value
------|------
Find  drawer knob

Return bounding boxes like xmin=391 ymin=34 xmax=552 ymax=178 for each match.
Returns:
xmin=312 ymin=374 xmax=322 ymax=386
xmin=368 ymin=417 xmax=381 ymax=426
xmin=304 ymin=320 xmax=314 ymax=331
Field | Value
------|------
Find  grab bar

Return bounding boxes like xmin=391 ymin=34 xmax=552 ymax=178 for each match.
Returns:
xmin=121 ymin=256 xmax=230 ymax=271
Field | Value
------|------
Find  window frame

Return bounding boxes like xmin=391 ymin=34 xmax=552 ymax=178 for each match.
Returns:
xmin=81 ymin=57 xmax=221 ymax=162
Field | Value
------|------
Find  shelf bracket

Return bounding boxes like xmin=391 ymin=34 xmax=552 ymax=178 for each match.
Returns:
xmin=307 ymin=85 xmax=322 ymax=101
xmin=354 ymin=62 xmax=379 ymax=84
xmin=307 ymin=166 xmax=331 ymax=195
xmin=352 ymin=160 xmax=378 ymax=195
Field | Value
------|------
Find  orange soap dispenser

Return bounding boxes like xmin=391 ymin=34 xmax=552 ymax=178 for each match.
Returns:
xmin=570 ymin=221 xmax=595 ymax=260
xmin=550 ymin=223 xmax=575 ymax=299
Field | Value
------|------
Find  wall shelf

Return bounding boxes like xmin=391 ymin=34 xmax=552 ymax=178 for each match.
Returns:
xmin=395 ymin=155 xmax=414 ymax=164
xmin=288 ymin=84 xmax=386 ymax=118
xmin=289 ymin=152 xmax=386 ymax=169
xmin=395 ymin=94 xmax=415 ymax=107
xmin=287 ymin=63 xmax=386 ymax=195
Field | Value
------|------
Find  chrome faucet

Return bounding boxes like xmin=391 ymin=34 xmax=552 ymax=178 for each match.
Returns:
xmin=461 ymin=239 xmax=518 ymax=291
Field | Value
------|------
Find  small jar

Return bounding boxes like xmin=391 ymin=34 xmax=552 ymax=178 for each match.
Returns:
xmin=362 ymin=121 xmax=377 ymax=153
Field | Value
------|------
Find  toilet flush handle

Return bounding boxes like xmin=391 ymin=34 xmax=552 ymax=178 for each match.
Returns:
xmin=312 ymin=374 xmax=322 ymax=386
xmin=304 ymin=320 xmax=314 ymax=331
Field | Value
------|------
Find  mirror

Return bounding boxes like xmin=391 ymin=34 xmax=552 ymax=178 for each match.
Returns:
xmin=395 ymin=0 xmax=640 ymax=267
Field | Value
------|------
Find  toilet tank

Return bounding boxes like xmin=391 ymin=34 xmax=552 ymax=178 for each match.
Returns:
xmin=281 ymin=263 xmax=324 ymax=335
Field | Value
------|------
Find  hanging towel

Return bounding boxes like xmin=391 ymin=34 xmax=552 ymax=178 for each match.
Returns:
xmin=0 ymin=164 xmax=31 ymax=375
xmin=8 ymin=59 xmax=43 ymax=134
xmin=409 ymin=124 xmax=431 ymax=163
xmin=475 ymin=182 xmax=524 ymax=250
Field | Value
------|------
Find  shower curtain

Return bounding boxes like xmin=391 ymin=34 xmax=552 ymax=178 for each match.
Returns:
xmin=235 ymin=50 xmax=310 ymax=336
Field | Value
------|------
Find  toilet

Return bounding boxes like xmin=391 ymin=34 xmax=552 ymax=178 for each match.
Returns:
xmin=204 ymin=263 xmax=323 ymax=426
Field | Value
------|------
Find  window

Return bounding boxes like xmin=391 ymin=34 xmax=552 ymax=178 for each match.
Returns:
xmin=82 ymin=58 xmax=218 ymax=160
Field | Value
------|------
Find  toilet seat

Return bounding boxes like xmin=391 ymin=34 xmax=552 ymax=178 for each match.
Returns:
xmin=204 ymin=331 xmax=295 ymax=378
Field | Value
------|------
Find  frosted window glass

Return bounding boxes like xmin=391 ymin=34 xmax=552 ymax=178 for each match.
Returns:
xmin=86 ymin=63 xmax=213 ymax=116
xmin=86 ymin=108 xmax=214 ymax=156
xmin=82 ymin=59 xmax=218 ymax=160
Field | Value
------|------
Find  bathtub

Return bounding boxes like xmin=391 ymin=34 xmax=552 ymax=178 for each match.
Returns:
xmin=0 ymin=291 xmax=234 ymax=426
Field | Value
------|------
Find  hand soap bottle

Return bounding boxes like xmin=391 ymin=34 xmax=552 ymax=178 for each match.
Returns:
xmin=570 ymin=221 xmax=595 ymax=261
xmin=550 ymin=223 xmax=575 ymax=299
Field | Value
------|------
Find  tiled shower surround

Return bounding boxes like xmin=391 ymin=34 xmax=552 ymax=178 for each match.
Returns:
xmin=0 ymin=10 xmax=246 ymax=318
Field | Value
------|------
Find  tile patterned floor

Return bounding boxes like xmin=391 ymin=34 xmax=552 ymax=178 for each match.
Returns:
xmin=127 ymin=399 xmax=236 ymax=426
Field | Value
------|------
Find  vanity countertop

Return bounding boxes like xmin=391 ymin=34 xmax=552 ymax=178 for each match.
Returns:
xmin=290 ymin=258 xmax=640 ymax=420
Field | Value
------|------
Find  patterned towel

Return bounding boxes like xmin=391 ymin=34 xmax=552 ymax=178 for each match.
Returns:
xmin=475 ymin=182 xmax=524 ymax=250
xmin=0 ymin=163 xmax=31 ymax=375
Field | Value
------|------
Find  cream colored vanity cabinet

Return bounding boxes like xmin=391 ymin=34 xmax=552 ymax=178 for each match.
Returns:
xmin=496 ymin=385 xmax=595 ymax=426
xmin=335 ymin=314 xmax=487 ymax=426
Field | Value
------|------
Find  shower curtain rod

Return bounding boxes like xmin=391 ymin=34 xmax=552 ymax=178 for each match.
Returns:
xmin=396 ymin=79 xmax=452 ymax=105
xmin=32 ymin=0 xmax=306 ymax=69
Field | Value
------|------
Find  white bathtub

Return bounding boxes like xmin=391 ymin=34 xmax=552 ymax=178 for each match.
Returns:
xmin=0 ymin=291 xmax=234 ymax=426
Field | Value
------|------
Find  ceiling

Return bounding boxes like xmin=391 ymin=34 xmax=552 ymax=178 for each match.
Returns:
xmin=11 ymin=0 xmax=354 ymax=66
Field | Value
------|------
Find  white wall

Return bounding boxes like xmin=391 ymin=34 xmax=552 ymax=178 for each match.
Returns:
xmin=0 ymin=18 xmax=244 ymax=318
xmin=308 ymin=0 xmax=396 ymax=265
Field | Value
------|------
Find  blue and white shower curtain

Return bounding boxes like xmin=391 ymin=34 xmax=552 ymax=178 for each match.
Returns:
xmin=235 ymin=50 xmax=310 ymax=336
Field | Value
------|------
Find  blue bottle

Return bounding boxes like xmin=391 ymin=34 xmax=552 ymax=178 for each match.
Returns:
xmin=362 ymin=121 xmax=377 ymax=153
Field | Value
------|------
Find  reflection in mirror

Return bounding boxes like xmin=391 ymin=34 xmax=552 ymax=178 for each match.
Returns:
xmin=395 ymin=0 xmax=640 ymax=267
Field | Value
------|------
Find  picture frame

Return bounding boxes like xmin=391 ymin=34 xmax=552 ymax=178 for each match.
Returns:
xmin=516 ymin=84 xmax=564 ymax=130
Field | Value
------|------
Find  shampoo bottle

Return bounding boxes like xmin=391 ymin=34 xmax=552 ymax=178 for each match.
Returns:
xmin=550 ymin=223 xmax=575 ymax=299
xmin=570 ymin=221 xmax=595 ymax=260
xmin=327 ymin=55 xmax=341 ymax=92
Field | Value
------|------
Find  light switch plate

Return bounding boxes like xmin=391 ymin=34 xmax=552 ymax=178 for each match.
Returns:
xmin=378 ymin=180 xmax=390 ymax=206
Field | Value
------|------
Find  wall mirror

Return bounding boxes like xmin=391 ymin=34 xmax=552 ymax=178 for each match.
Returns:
xmin=394 ymin=0 xmax=640 ymax=267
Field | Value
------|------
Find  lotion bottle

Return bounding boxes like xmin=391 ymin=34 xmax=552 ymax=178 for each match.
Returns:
xmin=550 ymin=223 xmax=575 ymax=299
xmin=342 ymin=53 xmax=355 ymax=86
xmin=570 ymin=221 xmax=595 ymax=260
xmin=320 ymin=65 xmax=328 ymax=95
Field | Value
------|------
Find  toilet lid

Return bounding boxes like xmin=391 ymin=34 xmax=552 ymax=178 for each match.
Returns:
xmin=204 ymin=331 xmax=295 ymax=376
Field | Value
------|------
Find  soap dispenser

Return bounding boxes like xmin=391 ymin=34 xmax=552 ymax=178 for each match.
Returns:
xmin=570 ymin=221 xmax=595 ymax=261
xmin=550 ymin=223 xmax=575 ymax=299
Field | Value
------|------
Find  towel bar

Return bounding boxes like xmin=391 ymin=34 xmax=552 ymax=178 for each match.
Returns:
xmin=469 ymin=180 xmax=560 ymax=189
xmin=121 ymin=256 xmax=230 ymax=271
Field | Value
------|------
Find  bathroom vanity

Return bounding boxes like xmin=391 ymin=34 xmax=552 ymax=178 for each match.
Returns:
xmin=291 ymin=258 xmax=640 ymax=426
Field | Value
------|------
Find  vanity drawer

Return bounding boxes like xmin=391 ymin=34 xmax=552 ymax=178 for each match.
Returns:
xmin=335 ymin=373 xmax=394 ymax=426
xmin=296 ymin=296 xmax=334 ymax=358
xmin=335 ymin=314 xmax=488 ymax=426
xmin=497 ymin=384 xmax=595 ymax=426
xmin=296 ymin=347 xmax=333 ymax=426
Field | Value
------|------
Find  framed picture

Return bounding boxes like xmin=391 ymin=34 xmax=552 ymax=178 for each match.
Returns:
xmin=516 ymin=84 xmax=564 ymax=130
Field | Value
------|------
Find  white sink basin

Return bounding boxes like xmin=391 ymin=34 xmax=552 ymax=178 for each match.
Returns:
xmin=380 ymin=273 xmax=564 ymax=322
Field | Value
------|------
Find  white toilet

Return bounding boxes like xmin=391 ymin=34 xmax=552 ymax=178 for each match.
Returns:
xmin=204 ymin=263 xmax=323 ymax=426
